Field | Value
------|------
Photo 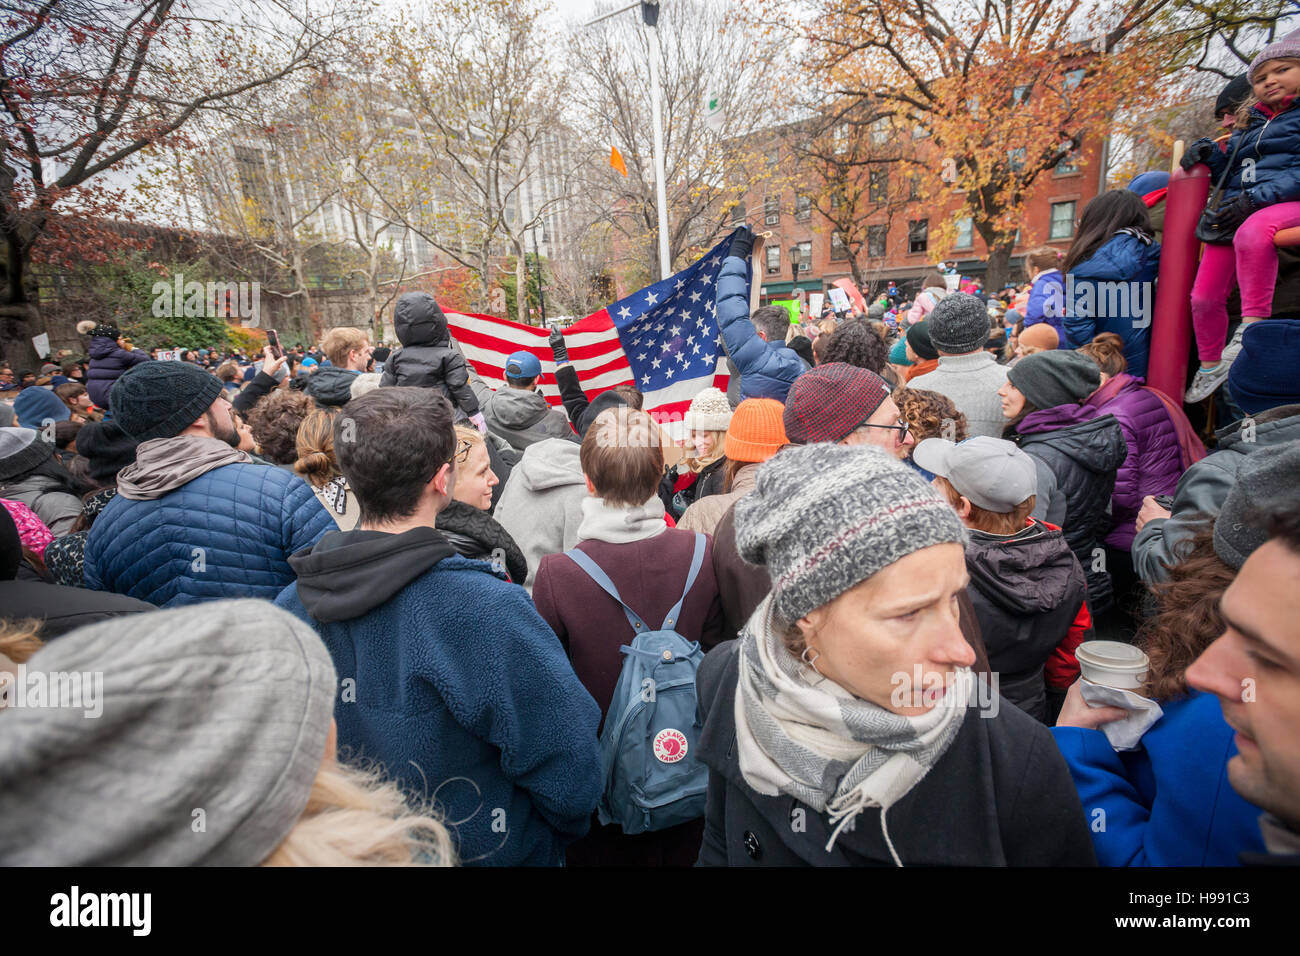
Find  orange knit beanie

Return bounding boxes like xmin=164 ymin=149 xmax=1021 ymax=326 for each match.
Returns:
xmin=724 ymin=398 xmax=788 ymax=463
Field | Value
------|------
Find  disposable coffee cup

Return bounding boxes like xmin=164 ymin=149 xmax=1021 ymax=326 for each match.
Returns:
xmin=1076 ymin=641 xmax=1149 ymax=690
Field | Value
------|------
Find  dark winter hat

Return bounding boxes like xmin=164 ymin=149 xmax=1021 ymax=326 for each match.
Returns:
xmin=1007 ymin=349 xmax=1101 ymax=411
xmin=1228 ymin=320 xmax=1300 ymax=415
xmin=109 ymin=360 xmax=224 ymax=442
xmin=1214 ymin=442 xmax=1300 ymax=570
xmin=927 ymin=292 xmax=990 ymax=354
xmin=89 ymin=324 xmax=121 ymax=339
xmin=906 ymin=322 xmax=939 ymax=360
xmin=1214 ymin=73 xmax=1251 ymax=117
xmin=734 ymin=443 xmax=966 ymax=625
xmin=13 ymin=386 xmax=70 ymax=430
xmin=783 ymin=362 xmax=894 ymax=445
xmin=0 ymin=426 xmax=54 ymax=482
xmin=577 ymin=388 xmax=629 ymax=438
xmin=76 ymin=419 xmax=141 ymax=484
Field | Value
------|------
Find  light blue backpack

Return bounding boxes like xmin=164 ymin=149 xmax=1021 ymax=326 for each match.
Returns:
xmin=565 ymin=533 xmax=709 ymax=834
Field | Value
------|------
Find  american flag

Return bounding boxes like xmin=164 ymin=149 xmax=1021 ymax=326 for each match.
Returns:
xmin=446 ymin=233 xmax=739 ymax=438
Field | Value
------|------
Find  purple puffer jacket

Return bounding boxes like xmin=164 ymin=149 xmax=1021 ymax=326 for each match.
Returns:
xmin=1084 ymin=373 xmax=1182 ymax=550
xmin=86 ymin=336 xmax=150 ymax=409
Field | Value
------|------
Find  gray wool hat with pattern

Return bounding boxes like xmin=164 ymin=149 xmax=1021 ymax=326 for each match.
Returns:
xmin=733 ymin=443 xmax=967 ymax=625
xmin=0 ymin=599 xmax=337 ymax=865
xmin=1213 ymin=441 xmax=1300 ymax=571
xmin=927 ymin=291 xmax=991 ymax=354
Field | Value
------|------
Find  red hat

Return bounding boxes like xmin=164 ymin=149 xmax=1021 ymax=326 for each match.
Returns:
xmin=783 ymin=363 xmax=893 ymax=444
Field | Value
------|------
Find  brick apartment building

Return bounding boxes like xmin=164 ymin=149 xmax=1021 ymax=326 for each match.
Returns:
xmin=735 ymin=133 xmax=1106 ymax=306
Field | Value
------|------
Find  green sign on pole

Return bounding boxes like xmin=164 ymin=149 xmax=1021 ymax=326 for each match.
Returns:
xmin=771 ymin=299 xmax=800 ymax=325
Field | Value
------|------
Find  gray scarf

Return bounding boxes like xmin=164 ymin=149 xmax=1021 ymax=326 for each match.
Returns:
xmin=117 ymin=436 xmax=251 ymax=500
xmin=733 ymin=595 xmax=970 ymax=863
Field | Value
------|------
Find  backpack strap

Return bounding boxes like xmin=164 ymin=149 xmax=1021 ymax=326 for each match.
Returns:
xmin=659 ymin=533 xmax=706 ymax=631
xmin=565 ymin=547 xmax=652 ymax=634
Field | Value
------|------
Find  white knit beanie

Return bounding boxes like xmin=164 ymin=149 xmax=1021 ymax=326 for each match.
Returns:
xmin=684 ymin=387 xmax=732 ymax=432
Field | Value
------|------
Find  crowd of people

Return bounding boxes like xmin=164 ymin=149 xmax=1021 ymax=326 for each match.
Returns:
xmin=1 ymin=45 xmax=1298 ymax=869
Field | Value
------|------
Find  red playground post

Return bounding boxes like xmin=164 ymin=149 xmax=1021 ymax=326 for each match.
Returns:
xmin=1146 ymin=164 xmax=1210 ymax=401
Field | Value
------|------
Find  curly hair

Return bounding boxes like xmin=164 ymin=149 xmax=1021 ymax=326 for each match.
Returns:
xmin=893 ymin=387 xmax=969 ymax=442
xmin=1137 ymin=528 xmax=1235 ymax=702
xmin=247 ymin=389 xmax=315 ymax=466
xmin=821 ymin=320 xmax=889 ymax=373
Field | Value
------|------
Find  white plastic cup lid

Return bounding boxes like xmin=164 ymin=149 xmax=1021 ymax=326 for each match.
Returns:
xmin=1076 ymin=640 xmax=1149 ymax=671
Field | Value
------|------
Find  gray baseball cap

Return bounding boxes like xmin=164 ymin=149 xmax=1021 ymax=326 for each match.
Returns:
xmin=913 ymin=436 xmax=1037 ymax=512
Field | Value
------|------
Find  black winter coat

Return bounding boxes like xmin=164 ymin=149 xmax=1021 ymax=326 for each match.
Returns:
xmin=657 ymin=457 xmax=725 ymax=519
xmin=965 ymin=520 xmax=1087 ymax=722
xmin=433 ymin=499 xmax=528 ymax=584
xmin=1011 ymin=405 xmax=1127 ymax=616
xmin=380 ymin=293 xmax=480 ymax=418
xmin=695 ymin=641 xmax=1096 ymax=867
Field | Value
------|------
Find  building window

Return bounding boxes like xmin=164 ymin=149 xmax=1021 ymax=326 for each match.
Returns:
xmin=795 ymin=194 xmax=812 ymax=222
xmin=909 ymin=175 xmax=921 ymax=199
xmin=767 ymin=148 xmax=780 ymax=168
xmin=912 ymin=124 xmax=929 ymax=140
xmin=765 ymin=244 xmax=780 ymax=275
xmin=1064 ymin=68 xmax=1085 ymax=90
xmin=907 ymin=219 xmax=928 ymax=254
xmin=830 ymin=231 xmax=848 ymax=260
xmin=1055 ymin=143 xmax=1080 ymax=175
xmin=1049 ymin=201 xmax=1076 ymax=240
xmin=871 ymin=117 xmax=890 ymax=145
xmin=867 ymin=224 xmax=888 ymax=258
xmin=967 ymin=97 xmax=980 ymax=119
xmin=833 ymin=125 xmax=850 ymax=154
xmin=1012 ymin=84 xmax=1032 ymax=105
xmin=830 ymin=185 xmax=846 ymax=209
xmin=764 ymin=194 xmax=779 ymax=225
xmin=731 ymin=199 xmax=746 ymax=224
xmin=1008 ymin=147 xmax=1026 ymax=173
xmin=796 ymin=241 xmax=812 ymax=273
xmin=869 ymin=169 xmax=887 ymax=203
xmin=955 ymin=217 xmax=973 ymax=249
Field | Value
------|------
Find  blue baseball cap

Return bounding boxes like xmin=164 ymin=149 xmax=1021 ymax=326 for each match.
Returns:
xmin=505 ymin=350 xmax=542 ymax=380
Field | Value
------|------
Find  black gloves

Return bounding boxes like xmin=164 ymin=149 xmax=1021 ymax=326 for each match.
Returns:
xmin=1208 ymin=191 xmax=1256 ymax=232
xmin=1179 ymin=139 xmax=1214 ymax=171
xmin=728 ymin=226 xmax=756 ymax=261
xmin=548 ymin=327 xmax=569 ymax=366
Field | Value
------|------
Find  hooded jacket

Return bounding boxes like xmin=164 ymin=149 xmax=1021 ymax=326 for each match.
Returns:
xmin=964 ymin=520 xmax=1088 ymax=721
xmin=1063 ymin=233 xmax=1162 ymax=378
xmin=1024 ymin=269 xmax=1066 ymax=340
xmin=302 ymin=367 xmax=361 ymax=408
xmin=275 ymin=525 xmax=603 ymax=866
xmin=434 ymin=498 xmax=528 ymax=583
xmin=493 ymin=438 xmax=587 ymax=590
xmin=1082 ymin=373 xmax=1183 ymax=550
xmin=84 ymin=436 xmax=334 ymax=607
xmin=0 ymin=472 xmax=82 ymax=537
xmin=694 ymin=640 xmax=1096 ymax=866
xmin=379 ymin=293 xmax=480 ymax=417
xmin=470 ymin=374 xmax=578 ymax=454
xmin=1132 ymin=404 xmax=1300 ymax=584
xmin=1198 ymin=99 xmax=1300 ymax=210
xmin=85 ymin=336 xmax=150 ymax=409
xmin=716 ymin=254 xmax=807 ymax=403
xmin=1011 ymin=405 xmax=1128 ymax=615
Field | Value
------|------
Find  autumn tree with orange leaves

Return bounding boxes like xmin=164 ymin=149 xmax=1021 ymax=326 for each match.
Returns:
xmin=782 ymin=0 xmax=1273 ymax=289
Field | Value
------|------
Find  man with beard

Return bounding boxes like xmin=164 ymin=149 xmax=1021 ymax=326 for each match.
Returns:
xmin=84 ymin=362 xmax=333 ymax=607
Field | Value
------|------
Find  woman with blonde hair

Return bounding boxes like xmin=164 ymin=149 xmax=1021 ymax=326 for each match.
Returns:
xmin=434 ymin=424 xmax=528 ymax=583
xmin=295 ymin=406 xmax=359 ymax=530
xmin=0 ymin=600 xmax=456 ymax=866
xmin=659 ymin=387 xmax=731 ymax=519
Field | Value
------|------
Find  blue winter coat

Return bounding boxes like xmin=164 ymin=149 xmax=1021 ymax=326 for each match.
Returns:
xmin=275 ymin=551 xmax=602 ymax=866
xmin=1199 ymin=100 xmax=1300 ymax=208
xmin=1063 ymin=233 xmax=1161 ymax=378
xmin=716 ymin=255 xmax=807 ymax=402
xmin=86 ymin=336 xmax=150 ymax=409
xmin=84 ymin=463 xmax=334 ymax=606
xmin=1051 ymin=690 xmax=1265 ymax=866
xmin=1024 ymin=269 xmax=1066 ymax=341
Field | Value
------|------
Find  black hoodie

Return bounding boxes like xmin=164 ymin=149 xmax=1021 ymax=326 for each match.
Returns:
xmin=378 ymin=293 xmax=480 ymax=418
xmin=287 ymin=525 xmax=456 ymax=622
xmin=964 ymin=519 xmax=1087 ymax=722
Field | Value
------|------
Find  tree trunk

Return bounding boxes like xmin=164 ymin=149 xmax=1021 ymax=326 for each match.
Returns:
xmin=515 ymin=243 xmax=528 ymax=326
xmin=0 ymin=301 xmax=45 ymax=371
xmin=984 ymin=240 xmax=1017 ymax=293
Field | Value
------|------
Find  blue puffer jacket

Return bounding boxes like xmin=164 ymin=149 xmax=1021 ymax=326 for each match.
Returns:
xmin=84 ymin=462 xmax=334 ymax=607
xmin=1063 ymin=233 xmax=1161 ymax=379
xmin=1024 ymin=269 xmax=1066 ymax=341
xmin=86 ymin=336 xmax=150 ymax=409
xmin=1052 ymin=690 xmax=1265 ymax=866
xmin=1198 ymin=100 xmax=1300 ymax=209
xmin=716 ymin=255 xmax=807 ymax=402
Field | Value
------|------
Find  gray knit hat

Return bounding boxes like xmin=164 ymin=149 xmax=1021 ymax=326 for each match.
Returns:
xmin=1249 ymin=26 xmax=1300 ymax=82
xmin=110 ymin=360 xmax=224 ymax=442
xmin=1213 ymin=442 xmax=1300 ymax=570
xmin=0 ymin=426 xmax=54 ymax=481
xmin=927 ymin=292 xmax=989 ymax=354
xmin=734 ymin=444 xmax=967 ymax=625
xmin=1007 ymin=349 xmax=1101 ymax=411
xmin=0 ymin=599 xmax=337 ymax=865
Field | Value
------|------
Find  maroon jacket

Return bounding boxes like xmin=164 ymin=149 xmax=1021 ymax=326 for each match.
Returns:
xmin=533 ymin=529 xmax=728 ymax=722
